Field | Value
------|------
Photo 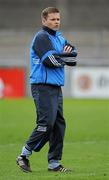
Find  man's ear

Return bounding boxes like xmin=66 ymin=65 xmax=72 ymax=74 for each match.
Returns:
xmin=42 ymin=18 xmax=46 ymax=25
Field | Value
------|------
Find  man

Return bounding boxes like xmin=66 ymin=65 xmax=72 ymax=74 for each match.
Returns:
xmin=16 ymin=7 xmax=77 ymax=173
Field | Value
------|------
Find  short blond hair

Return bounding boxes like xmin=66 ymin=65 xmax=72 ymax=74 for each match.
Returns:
xmin=41 ymin=7 xmax=59 ymax=19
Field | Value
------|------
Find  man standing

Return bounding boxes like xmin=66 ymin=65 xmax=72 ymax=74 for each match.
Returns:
xmin=16 ymin=7 xmax=77 ymax=173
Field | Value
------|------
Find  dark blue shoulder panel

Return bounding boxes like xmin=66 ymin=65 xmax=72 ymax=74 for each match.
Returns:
xmin=32 ymin=31 xmax=54 ymax=59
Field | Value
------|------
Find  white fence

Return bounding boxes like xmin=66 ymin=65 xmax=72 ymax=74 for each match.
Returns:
xmin=70 ymin=67 xmax=109 ymax=98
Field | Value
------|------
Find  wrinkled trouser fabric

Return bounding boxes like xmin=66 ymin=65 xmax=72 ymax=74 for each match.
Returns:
xmin=26 ymin=84 xmax=66 ymax=162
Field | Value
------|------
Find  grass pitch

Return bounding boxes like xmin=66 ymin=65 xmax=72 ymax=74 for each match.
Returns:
xmin=0 ymin=98 xmax=109 ymax=180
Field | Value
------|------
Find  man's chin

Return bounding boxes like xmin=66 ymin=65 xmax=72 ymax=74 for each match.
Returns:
xmin=53 ymin=27 xmax=59 ymax=31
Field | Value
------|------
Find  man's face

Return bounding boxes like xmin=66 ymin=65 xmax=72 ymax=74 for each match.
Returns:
xmin=42 ymin=13 xmax=60 ymax=30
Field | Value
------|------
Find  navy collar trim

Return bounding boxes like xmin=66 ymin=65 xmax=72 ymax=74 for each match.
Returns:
xmin=42 ymin=26 xmax=56 ymax=36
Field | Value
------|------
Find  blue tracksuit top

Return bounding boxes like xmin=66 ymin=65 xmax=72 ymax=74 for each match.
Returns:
xmin=30 ymin=26 xmax=69 ymax=86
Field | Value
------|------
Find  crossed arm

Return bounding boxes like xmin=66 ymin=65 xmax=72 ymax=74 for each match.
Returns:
xmin=32 ymin=32 xmax=77 ymax=68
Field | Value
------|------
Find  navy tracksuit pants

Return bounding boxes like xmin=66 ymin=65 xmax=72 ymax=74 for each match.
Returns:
xmin=26 ymin=84 xmax=66 ymax=162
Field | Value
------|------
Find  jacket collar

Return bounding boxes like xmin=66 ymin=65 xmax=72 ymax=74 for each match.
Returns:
xmin=42 ymin=26 xmax=56 ymax=36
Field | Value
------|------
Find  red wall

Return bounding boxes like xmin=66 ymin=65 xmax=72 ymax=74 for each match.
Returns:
xmin=0 ymin=67 xmax=26 ymax=98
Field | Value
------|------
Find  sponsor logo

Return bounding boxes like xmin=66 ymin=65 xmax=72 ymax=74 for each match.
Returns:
xmin=77 ymin=75 xmax=92 ymax=90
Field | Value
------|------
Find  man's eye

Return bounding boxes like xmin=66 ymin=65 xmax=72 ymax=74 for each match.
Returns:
xmin=51 ymin=19 xmax=60 ymax=21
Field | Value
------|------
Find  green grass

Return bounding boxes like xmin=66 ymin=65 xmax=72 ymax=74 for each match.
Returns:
xmin=0 ymin=98 xmax=109 ymax=180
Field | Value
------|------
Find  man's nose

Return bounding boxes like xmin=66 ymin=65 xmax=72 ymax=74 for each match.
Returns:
xmin=55 ymin=20 xmax=59 ymax=23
